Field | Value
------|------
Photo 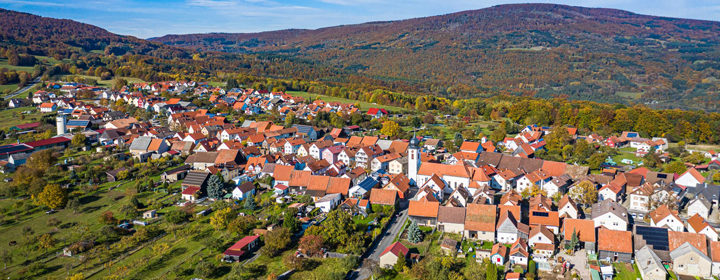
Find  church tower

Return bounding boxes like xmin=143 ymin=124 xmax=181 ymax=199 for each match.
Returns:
xmin=408 ymin=133 xmax=420 ymax=185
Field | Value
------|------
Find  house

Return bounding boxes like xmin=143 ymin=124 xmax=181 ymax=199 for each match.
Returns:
xmin=464 ymin=204 xmax=496 ymax=241
xmin=181 ymin=186 xmax=201 ymax=201
xmin=223 ymin=235 xmax=260 ymax=262
xmin=677 ymin=168 xmax=706 ymax=188
xmin=648 ymin=205 xmax=685 ymax=232
xmin=528 ymin=225 xmax=554 ymax=247
xmin=490 ymin=243 xmax=508 ymax=266
xmin=688 ymin=213 xmax=718 ymax=241
xmin=505 ymin=272 xmax=521 ymax=280
xmin=628 ymin=183 xmax=654 ymax=212
xmin=436 ymin=206 xmax=465 ymax=234
xmin=558 ymin=194 xmax=579 ymax=219
xmin=591 ymin=199 xmax=629 ymax=231
xmin=316 ymin=193 xmax=342 ymax=213
xmin=408 ymin=200 xmax=439 ymax=226
xmin=39 ymin=102 xmax=57 ymax=113
xmin=367 ymin=108 xmax=388 ymax=119
xmin=635 ymin=245 xmax=668 ymax=280
xmin=379 ymin=242 xmax=408 ymax=269
xmin=496 ymin=210 xmax=526 ymax=244
xmin=232 ymin=182 xmax=256 ymax=201
xmin=182 ymin=171 xmax=211 ymax=191
xmin=711 ymin=241 xmax=720 ymax=277
xmin=509 ymin=238 xmax=529 ymax=266
xmin=561 ymin=218 xmax=596 ymax=254
xmin=106 ymin=167 xmax=128 ymax=182
xmin=348 ymin=177 xmax=379 ymax=199
xmin=161 ymin=165 xmax=191 ymax=183
xmin=423 ymin=139 xmax=442 ymax=152
xmin=143 ymin=210 xmax=157 ymax=219
xmin=598 ymin=228 xmax=633 ymax=263
xmin=369 ymin=188 xmax=398 ymax=208
xmin=598 ymin=181 xmax=624 ymax=202
xmin=385 ymin=173 xmax=411 ymax=199
xmin=670 ymin=242 xmax=711 ymax=278
xmin=440 ymin=238 xmax=458 ymax=255
xmin=688 ymin=186 xmax=713 ymax=217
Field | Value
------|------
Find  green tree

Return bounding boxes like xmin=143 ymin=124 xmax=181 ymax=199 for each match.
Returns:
xmin=244 ymin=194 xmax=256 ymax=210
xmin=283 ymin=208 xmax=301 ymax=234
xmin=284 ymin=112 xmax=296 ymax=128
xmin=37 ymin=184 xmax=67 ymax=209
xmin=262 ymin=228 xmax=291 ymax=256
xmin=207 ymin=174 xmax=224 ymax=200
xmin=322 ymin=210 xmax=354 ymax=247
xmin=194 ymin=261 xmax=216 ymax=278
xmin=67 ymin=197 xmax=81 ymax=214
xmin=38 ymin=233 xmax=55 ymax=252
xmin=71 ymin=133 xmax=87 ymax=148
xmin=490 ymin=128 xmax=506 ymax=144
xmin=486 ymin=262 xmax=498 ymax=280
xmin=569 ymin=229 xmax=579 ymax=254
xmin=0 ymin=250 xmax=12 ymax=270
xmin=664 ymin=161 xmax=687 ymax=174
xmin=394 ymin=254 xmax=407 ymax=273
xmin=165 ymin=209 xmax=190 ymax=224
xmin=588 ymin=152 xmax=608 ymax=170
xmin=407 ymin=220 xmax=423 ymax=243
xmin=210 ymin=207 xmax=235 ymax=230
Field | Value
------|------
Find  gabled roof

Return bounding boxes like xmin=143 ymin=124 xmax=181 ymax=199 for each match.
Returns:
xmin=465 ymin=204 xmax=496 ymax=232
xmin=408 ymin=200 xmax=439 ymax=218
xmin=369 ymin=189 xmax=398 ymax=206
xmin=561 ymin=218 xmax=595 ymax=243
xmin=688 ymin=213 xmax=715 ymax=234
xmin=648 ymin=205 xmax=681 ymax=225
xmin=437 ymin=206 xmax=466 ymax=224
xmin=598 ymin=228 xmax=632 ymax=253
xmin=381 ymin=241 xmax=408 ymax=257
xmin=636 ymin=246 xmax=665 ymax=276
xmin=668 ymin=231 xmax=708 ymax=254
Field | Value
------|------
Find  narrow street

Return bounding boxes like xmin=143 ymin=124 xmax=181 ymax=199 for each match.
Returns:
xmin=350 ymin=202 xmax=409 ymax=280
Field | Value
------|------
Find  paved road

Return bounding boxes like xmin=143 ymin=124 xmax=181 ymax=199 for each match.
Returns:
xmin=5 ymin=76 xmax=41 ymax=100
xmin=351 ymin=205 xmax=408 ymax=280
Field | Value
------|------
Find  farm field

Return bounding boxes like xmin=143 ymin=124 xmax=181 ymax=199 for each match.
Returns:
xmin=286 ymin=91 xmax=408 ymax=113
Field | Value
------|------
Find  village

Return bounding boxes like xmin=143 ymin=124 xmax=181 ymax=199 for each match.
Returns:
xmin=2 ymin=79 xmax=720 ymax=280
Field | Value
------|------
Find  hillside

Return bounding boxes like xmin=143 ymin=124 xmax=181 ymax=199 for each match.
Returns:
xmin=151 ymin=4 xmax=720 ymax=110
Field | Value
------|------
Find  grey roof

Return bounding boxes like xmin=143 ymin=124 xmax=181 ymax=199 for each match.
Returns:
xmin=262 ymin=163 xmax=277 ymax=174
xmin=101 ymin=130 xmax=121 ymax=140
xmin=9 ymin=153 xmax=29 ymax=161
xmin=636 ymin=246 xmax=666 ymax=276
xmin=689 ymin=192 xmax=712 ymax=210
xmin=241 ymin=120 xmax=256 ymax=128
xmin=163 ymin=164 xmax=191 ymax=175
xmin=591 ymin=199 xmax=628 ymax=223
xmin=476 ymin=152 xmax=503 ymax=167
xmin=129 ymin=136 xmax=153 ymax=151
xmin=292 ymin=125 xmax=315 ymax=134
xmin=317 ymin=193 xmax=341 ymax=203
xmin=375 ymin=140 xmax=393 ymax=151
xmin=182 ymin=171 xmax=210 ymax=187
xmin=669 ymin=242 xmax=711 ymax=262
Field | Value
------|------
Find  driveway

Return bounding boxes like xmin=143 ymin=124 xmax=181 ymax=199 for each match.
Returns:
xmin=350 ymin=205 xmax=408 ymax=280
xmin=556 ymin=249 xmax=589 ymax=279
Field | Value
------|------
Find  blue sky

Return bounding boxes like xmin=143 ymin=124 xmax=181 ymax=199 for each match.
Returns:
xmin=1 ymin=0 xmax=719 ymax=38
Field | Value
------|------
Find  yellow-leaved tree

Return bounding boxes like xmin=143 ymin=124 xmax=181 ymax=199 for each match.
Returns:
xmin=380 ymin=121 xmax=401 ymax=138
xmin=37 ymin=184 xmax=67 ymax=209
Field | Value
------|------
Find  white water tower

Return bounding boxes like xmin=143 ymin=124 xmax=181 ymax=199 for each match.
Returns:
xmin=56 ymin=114 xmax=67 ymax=135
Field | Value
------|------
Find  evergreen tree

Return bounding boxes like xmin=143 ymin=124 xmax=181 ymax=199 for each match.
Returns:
xmin=207 ymin=174 xmax=224 ymax=200
xmin=570 ymin=228 xmax=580 ymax=254
xmin=244 ymin=194 xmax=256 ymax=210
xmin=393 ymin=254 xmax=407 ymax=273
xmin=486 ymin=261 xmax=498 ymax=280
xmin=407 ymin=220 xmax=422 ymax=243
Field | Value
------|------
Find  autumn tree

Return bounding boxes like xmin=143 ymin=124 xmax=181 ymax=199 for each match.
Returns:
xmin=210 ymin=207 xmax=235 ymax=230
xmin=664 ymin=161 xmax=687 ymax=175
xmin=322 ymin=210 xmax=355 ymax=247
xmin=381 ymin=121 xmax=401 ymax=138
xmin=262 ymin=228 xmax=291 ymax=257
xmin=490 ymin=128 xmax=506 ymax=144
xmin=568 ymin=180 xmax=598 ymax=207
xmin=299 ymin=235 xmax=325 ymax=257
xmin=38 ymin=233 xmax=55 ymax=252
xmin=71 ymin=133 xmax=87 ymax=148
xmin=99 ymin=211 xmax=117 ymax=225
xmin=37 ymin=184 xmax=67 ymax=209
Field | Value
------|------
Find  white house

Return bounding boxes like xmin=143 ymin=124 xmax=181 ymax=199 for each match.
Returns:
xmin=675 ymin=168 xmax=705 ymax=187
xmin=528 ymin=225 xmax=554 ymax=247
xmin=687 ymin=192 xmax=712 ymax=219
xmin=316 ymin=193 xmax=341 ymax=213
xmin=648 ymin=205 xmax=685 ymax=232
xmin=591 ymin=200 xmax=629 ymax=231
xmin=628 ymin=184 xmax=654 ymax=213
xmin=231 ymin=182 xmax=256 ymax=201
xmin=558 ymin=194 xmax=578 ymax=219
xmin=688 ymin=213 xmax=718 ymax=241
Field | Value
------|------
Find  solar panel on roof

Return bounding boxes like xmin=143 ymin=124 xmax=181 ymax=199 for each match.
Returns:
xmin=532 ymin=212 xmax=549 ymax=217
xmin=635 ymin=226 xmax=669 ymax=251
xmin=0 ymin=145 xmax=32 ymax=154
xmin=628 ymin=133 xmax=638 ymax=137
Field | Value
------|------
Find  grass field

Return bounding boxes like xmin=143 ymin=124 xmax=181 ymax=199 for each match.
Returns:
xmin=286 ymin=91 xmax=408 ymax=113
xmin=615 ymin=91 xmax=643 ymax=99
xmin=56 ymin=74 xmax=146 ymax=87
xmin=0 ymin=106 xmax=40 ymax=131
xmin=0 ymin=83 xmax=19 ymax=93
xmin=0 ymin=58 xmax=36 ymax=72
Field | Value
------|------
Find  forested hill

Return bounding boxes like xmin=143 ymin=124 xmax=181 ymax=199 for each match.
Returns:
xmin=151 ymin=4 xmax=720 ymax=111
xmin=0 ymin=8 xmax=187 ymax=59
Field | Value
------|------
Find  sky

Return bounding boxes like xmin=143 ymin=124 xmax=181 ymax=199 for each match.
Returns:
xmin=0 ymin=0 xmax=719 ymax=39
